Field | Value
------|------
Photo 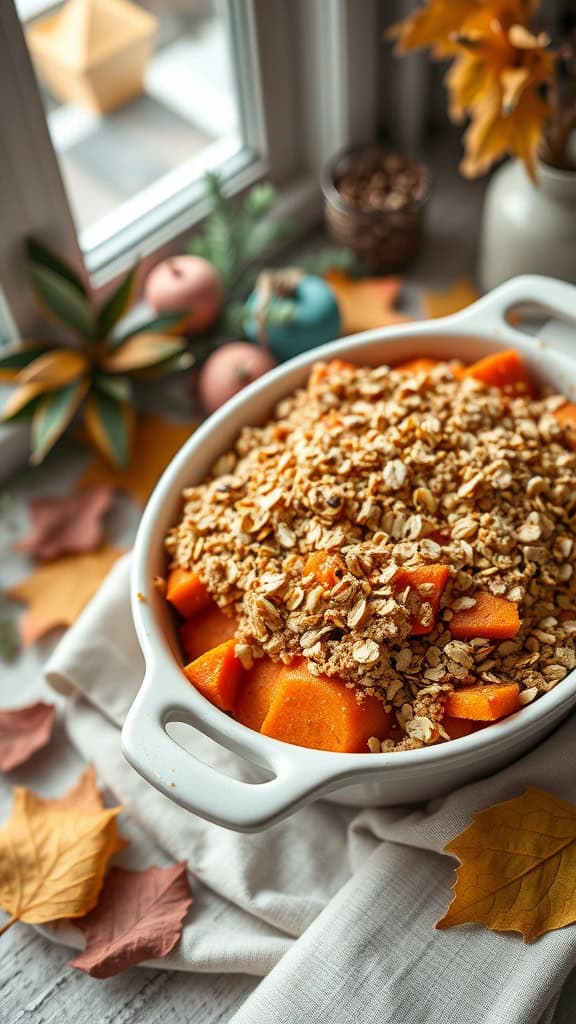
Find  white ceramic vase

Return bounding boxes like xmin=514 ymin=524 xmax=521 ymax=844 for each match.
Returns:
xmin=479 ymin=157 xmax=576 ymax=292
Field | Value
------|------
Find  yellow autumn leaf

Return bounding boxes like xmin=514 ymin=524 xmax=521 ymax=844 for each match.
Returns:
xmin=39 ymin=764 xmax=105 ymax=813
xmin=388 ymin=0 xmax=475 ymax=59
xmin=0 ymin=776 xmax=125 ymax=934
xmin=324 ymin=270 xmax=410 ymax=334
xmin=390 ymin=1 xmax=554 ymax=181
xmin=17 ymin=349 xmax=89 ymax=388
xmin=7 ymin=545 xmax=124 ymax=645
xmin=437 ymin=788 xmax=576 ymax=942
xmin=77 ymin=416 xmax=198 ymax=505
xmin=422 ymin=278 xmax=479 ymax=319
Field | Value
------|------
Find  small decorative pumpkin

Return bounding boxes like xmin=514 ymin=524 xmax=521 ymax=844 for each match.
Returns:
xmin=244 ymin=269 xmax=341 ymax=361
xmin=198 ymin=342 xmax=276 ymax=413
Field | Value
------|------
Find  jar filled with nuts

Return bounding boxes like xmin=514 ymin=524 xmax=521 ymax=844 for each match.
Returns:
xmin=322 ymin=145 xmax=430 ymax=273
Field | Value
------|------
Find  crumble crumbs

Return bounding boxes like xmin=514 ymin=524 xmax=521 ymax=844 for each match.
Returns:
xmin=165 ymin=359 xmax=576 ymax=751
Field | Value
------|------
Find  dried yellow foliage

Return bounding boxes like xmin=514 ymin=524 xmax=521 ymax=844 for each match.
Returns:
xmin=0 ymin=769 xmax=126 ymax=935
xmin=437 ymin=788 xmax=576 ymax=942
xmin=390 ymin=1 xmax=555 ymax=180
xmin=389 ymin=0 xmax=475 ymax=59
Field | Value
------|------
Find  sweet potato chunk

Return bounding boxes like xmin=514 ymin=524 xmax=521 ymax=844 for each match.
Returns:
xmin=441 ymin=715 xmax=480 ymax=740
xmin=445 ymin=683 xmax=520 ymax=721
xmin=166 ymin=567 xmax=212 ymax=619
xmin=180 ymin=605 xmax=238 ymax=661
xmin=260 ymin=662 xmax=391 ymax=753
xmin=308 ymin=359 xmax=357 ymax=395
xmin=394 ymin=357 xmax=439 ymax=374
xmin=183 ymin=639 xmax=242 ymax=713
xmin=303 ymin=551 xmax=346 ymax=590
xmin=462 ymin=349 xmax=534 ymax=396
xmin=392 ymin=564 xmax=450 ymax=635
xmin=555 ymin=402 xmax=576 ymax=451
xmin=450 ymin=591 xmax=520 ymax=640
xmin=234 ymin=657 xmax=284 ymax=731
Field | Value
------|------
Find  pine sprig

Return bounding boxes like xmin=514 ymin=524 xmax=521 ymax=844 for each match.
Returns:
xmin=186 ymin=174 xmax=293 ymax=304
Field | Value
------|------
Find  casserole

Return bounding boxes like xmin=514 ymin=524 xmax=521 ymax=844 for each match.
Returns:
xmin=122 ymin=274 xmax=576 ymax=831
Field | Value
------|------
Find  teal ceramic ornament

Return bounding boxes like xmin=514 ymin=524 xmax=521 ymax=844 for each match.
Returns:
xmin=244 ymin=269 xmax=341 ymax=361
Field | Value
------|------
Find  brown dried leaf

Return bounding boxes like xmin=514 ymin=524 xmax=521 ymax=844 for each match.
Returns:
xmin=70 ymin=863 xmax=193 ymax=978
xmin=437 ymin=788 xmax=576 ymax=942
xmin=16 ymin=486 xmax=114 ymax=562
xmin=0 ymin=702 xmax=55 ymax=771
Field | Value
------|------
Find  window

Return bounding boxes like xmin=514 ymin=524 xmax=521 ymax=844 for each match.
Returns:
xmin=0 ymin=0 xmax=378 ymax=335
xmin=19 ymin=0 xmax=244 ymax=255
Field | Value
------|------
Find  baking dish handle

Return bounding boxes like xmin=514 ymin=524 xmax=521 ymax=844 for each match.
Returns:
xmin=454 ymin=274 xmax=576 ymax=340
xmin=121 ymin=673 xmax=343 ymax=832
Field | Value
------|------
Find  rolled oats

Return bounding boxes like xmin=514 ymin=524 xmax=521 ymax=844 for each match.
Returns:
xmin=166 ymin=356 xmax=576 ymax=754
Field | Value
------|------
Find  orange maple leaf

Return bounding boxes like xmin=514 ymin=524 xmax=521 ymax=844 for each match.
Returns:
xmin=0 ymin=767 xmax=126 ymax=936
xmin=324 ymin=270 xmax=410 ymax=335
xmin=437 ymin=787 xmax=576 ymax=942
xmin=77 ymin=415 xmax=197 ymax=505
xmin=7 ymin=545 xmax=124 ymax=645
xmin=423 ymin=278 xmax=479 ymax=319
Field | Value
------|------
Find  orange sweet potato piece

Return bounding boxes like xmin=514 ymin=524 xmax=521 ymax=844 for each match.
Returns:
xmin=450 ymin=590 xmax=520 ymax=640
xmin=555 ymin=402 xmax=576 ymax=451
xmin=392 ymin=564 xmax=450 ymax=635
xmin=260 ymin=662 xmax=391 ymax=753
xmin=308 ymin=359 xmax=357 ymax=395
xmin=441 ymin=715 xmax=479 ymax=740
xmin=445 ymin=683 xmax=520 ymax=722
xmin=395 ymin=357 xmax=440 ymax=374
xmin=234 ymin=657 xmax=285 ymax=731
xmin=303 ymin=551 xmax=346 ymax=589
xmin=183 ymin=639 xmax=242 ymax=713
xmin=462 ymin=349 xmax=534 ymax=396
xmin=180 ymin=605 xmax=238 ymax=661
xmin=166 ymin=567 xmax=212 ymax=619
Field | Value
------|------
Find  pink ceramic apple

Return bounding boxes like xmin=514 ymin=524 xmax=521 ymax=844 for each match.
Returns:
xmin=198 ymin=342 xmax=276 ymax=413
xmin=145 ymin=255 xmax=223 ymax=334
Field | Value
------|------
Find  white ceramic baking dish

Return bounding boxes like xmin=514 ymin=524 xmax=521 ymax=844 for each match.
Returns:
xmin=123 ymin=275 xmax=576 ymax=832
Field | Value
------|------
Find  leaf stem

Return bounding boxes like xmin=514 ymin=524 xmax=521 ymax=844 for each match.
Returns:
xmin=0 ymin=915 xmax=17 ymax=937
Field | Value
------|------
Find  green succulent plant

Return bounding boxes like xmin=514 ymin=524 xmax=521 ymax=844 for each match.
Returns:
xmin=0 ymin=240 xmax=189 ymax=466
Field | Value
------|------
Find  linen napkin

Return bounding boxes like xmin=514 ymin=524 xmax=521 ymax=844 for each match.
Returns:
xmin=45 ymin=554 xmax=576 ymax=1022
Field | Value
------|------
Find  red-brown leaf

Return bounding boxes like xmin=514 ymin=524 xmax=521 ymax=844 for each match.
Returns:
xmin=69 ymin=863 xmax=193 ymax=978
xmin=16 ymin=486 xmax=114 ymax=562
xmin=0 ymin=702 xmax=55 ymax=771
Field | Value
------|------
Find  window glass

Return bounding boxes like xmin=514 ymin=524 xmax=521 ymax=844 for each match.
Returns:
xmin=18 ymin=0 xmax=244 ymax=254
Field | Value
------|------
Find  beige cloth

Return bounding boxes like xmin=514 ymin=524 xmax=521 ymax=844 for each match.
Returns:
xmin=45 ymin=554 xmax=576 ymax=1023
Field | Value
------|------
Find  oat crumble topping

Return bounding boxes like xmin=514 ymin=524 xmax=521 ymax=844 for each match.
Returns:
xmin=165 ymin=359 xmax=576 ymax=751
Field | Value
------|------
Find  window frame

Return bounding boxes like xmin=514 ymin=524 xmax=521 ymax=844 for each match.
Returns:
xmin=0 ymin=0 xmax=378 ymax=335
